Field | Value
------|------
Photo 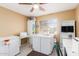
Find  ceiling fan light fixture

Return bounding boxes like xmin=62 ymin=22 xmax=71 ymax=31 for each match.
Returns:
xmin=33 ymin=4 xmax=39 ymax=9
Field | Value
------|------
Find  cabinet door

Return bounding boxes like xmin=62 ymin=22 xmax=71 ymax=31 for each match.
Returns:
xmin=32 ymin=36 xmax=41 ymax=52
xmin=0 ymin=41 xmax=9 ymax=56
xmin=41 ymin=37 xmax=52 ymax=55
xmin=9 ymin=40 xmax=20 ymax=56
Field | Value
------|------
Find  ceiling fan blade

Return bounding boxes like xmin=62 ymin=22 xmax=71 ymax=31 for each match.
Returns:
xmin=39 ymin=3 xmax=47 ymax=4
xmin=39 ymin=6 xmax=45 ymax=11
xmin=19 ymin=3 xmax=47 ymax=5
xmin=30 ymin=7 xmax=34 ymax=12
xmin=19 ymin=3 xmax=32 ymax=5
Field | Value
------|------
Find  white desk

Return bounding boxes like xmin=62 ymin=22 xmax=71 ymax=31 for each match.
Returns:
xmin=20 ymin=32 xmax=29 ymax=39
xmin=20 ymin=35 xmax=29 ymax=39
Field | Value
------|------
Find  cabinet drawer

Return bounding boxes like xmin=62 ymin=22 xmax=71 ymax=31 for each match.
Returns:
xmin=0 ymin=45 xmax=9 ymax=55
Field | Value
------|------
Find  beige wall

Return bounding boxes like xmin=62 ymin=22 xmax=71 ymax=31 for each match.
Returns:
xmin=0 ymin=7 xmax=27 ymax=36
xmin=36 ymin=9 xmax=76 ymax=42
xmin=0 ymin=5 xmax=78 ymax=42
xmin=76 ymin=5 xmax=79 ymax=37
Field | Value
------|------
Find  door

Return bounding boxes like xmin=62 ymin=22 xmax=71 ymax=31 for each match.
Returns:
xmin=27 ymin=20 xmax=36 ymax=35
xmin=27 ymin=20 xmax=36 ymax=45
xmin=27 ymin=20 xmax=33 ymax=35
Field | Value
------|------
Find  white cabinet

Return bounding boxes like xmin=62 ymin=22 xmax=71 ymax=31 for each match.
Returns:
xmin=0 ymin=36 xmax=20 ymax=56
xmin=32 ymin=36 xmax=40 ymax=52
xmin=63 ymin=39 xmax=72 ymax=56
xmin=60 ymin=20 xmax=75 ymax=49
xmin=72 ymin=39 xmax=79 ymax=56
xmin=41 ymin=37 xmax=52 ymax=54
xmin=32 ymin=35 xmax=54 ymax=55
xmin=0 ymin=45 xmax=9 ymax=56
xmin=63 ymin=38 xmax=79 ymax=56
xmin=9 ymin=39 xmax=20 ymax=56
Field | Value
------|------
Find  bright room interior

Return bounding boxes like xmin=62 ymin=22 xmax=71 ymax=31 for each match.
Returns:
xmin=0 ymin=3 xmax=79 ymax=56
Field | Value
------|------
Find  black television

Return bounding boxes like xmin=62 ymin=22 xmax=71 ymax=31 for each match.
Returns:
xmin=61 ymin=26 xmax=74 ymax=32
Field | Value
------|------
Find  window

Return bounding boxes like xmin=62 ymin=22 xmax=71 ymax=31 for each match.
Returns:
xmin=40 ymin=18 xmax=58 ymax=34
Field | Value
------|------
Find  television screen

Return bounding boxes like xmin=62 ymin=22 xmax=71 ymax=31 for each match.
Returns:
xmin=61 ymin=26 xmax=74 ymax=32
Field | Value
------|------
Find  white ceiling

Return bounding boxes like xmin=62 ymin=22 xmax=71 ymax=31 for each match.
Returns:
xmin=0 ymin=3 xmax=78 ymax=16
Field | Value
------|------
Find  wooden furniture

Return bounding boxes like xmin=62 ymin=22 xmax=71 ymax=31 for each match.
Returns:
xmin=20 ymin=37 xmax=29 ymax=44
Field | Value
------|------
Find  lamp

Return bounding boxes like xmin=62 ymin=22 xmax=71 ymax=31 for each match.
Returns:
xmin=3 ymin=37 xmax=10 ymax=45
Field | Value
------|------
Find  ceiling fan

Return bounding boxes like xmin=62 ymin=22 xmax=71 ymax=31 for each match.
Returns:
xmin=19 ymin=3 xmax=46 ymax=12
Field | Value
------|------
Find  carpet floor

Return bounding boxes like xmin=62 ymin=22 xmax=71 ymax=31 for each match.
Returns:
xmin=27 ymin=51 xmax=48 ymax=56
